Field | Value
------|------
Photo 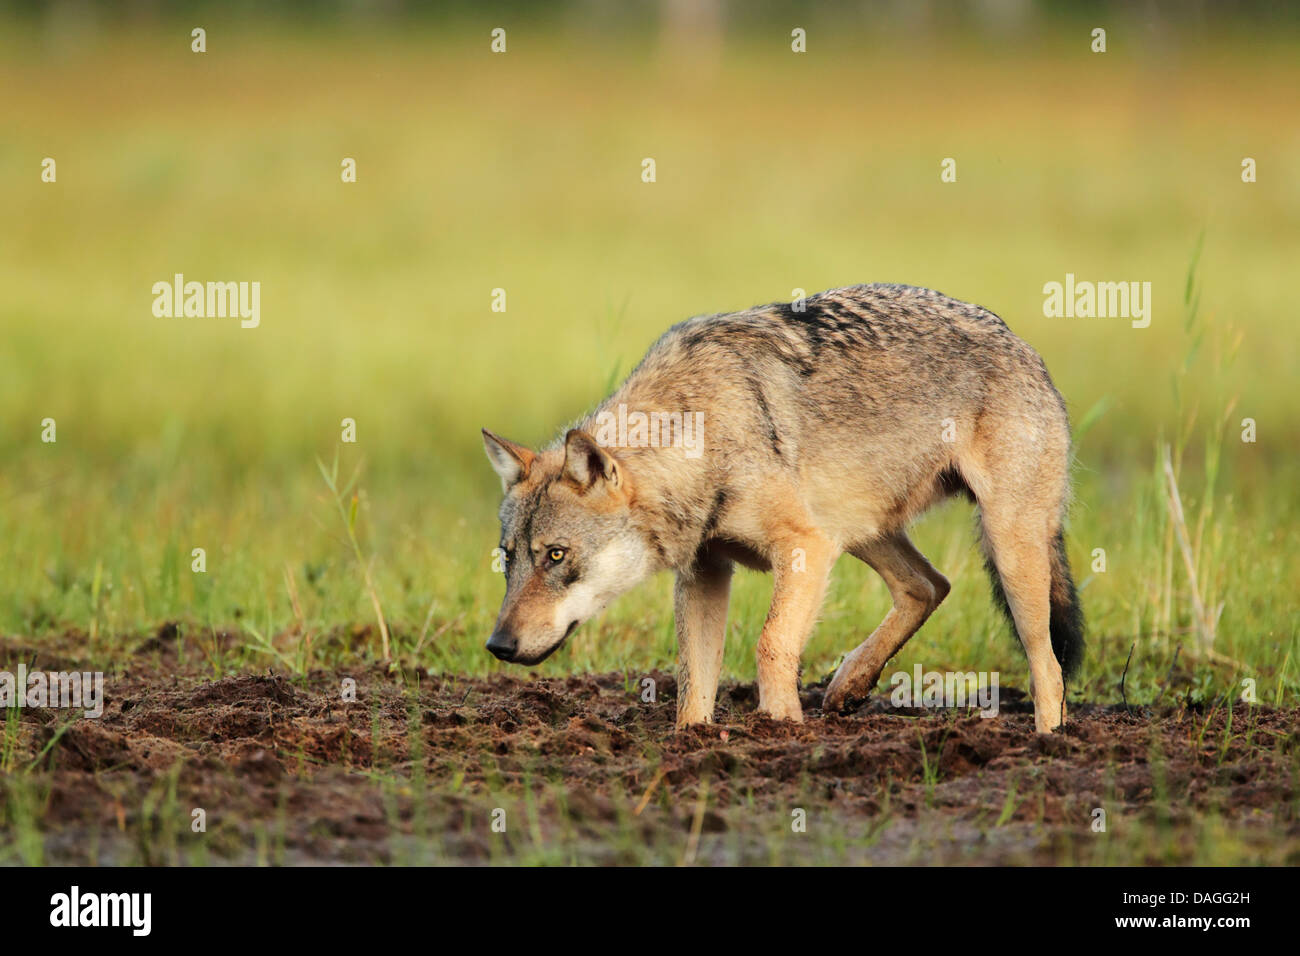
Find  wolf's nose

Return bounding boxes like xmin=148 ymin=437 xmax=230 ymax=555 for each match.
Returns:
xmin=486 ymin=630 xmax=518 ymax=662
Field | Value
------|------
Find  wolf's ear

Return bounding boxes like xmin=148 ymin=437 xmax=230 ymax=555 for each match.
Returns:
xmin=562 ymin=429 xmax=621 ymax=492
xmin=482 ymin=428 xmax=535 ymax=491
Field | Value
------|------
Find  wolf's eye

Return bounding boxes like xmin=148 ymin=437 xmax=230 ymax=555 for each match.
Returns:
xmin=547 ymin=547 xmax=567 ymax=564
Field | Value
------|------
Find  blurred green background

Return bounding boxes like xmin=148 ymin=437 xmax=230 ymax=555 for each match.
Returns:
xmin=1 ymin=2 xmax=1297 ymax=704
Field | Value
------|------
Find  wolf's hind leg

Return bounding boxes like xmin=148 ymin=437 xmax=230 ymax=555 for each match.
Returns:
xmin=673 ymin=547 xmax=734 ymax=728
xmin=823 ymin=532 xmax=950 ymax=713
xmin=979 ymin=507 xmax=1064 ymax=733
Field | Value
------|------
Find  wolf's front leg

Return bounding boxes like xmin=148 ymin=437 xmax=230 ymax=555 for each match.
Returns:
xmin=756 ymin=535 xmax=838 ymax=722
xmin=673 ymin=549 xmax=734 ymax=728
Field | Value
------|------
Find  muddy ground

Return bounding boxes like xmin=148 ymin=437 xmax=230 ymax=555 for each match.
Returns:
xmin=2 ymin=631 xmax=1297 ymax=865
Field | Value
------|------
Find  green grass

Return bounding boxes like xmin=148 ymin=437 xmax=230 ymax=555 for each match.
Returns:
xmin=0 ymin=21 xmax=1297 ymax=710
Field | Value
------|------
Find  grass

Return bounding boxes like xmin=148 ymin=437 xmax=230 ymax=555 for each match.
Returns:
xmin=0 ymin=19 xmax=1297 ymax=717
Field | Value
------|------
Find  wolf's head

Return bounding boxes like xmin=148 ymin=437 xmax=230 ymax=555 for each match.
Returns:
xmin=480 ymin=427 xmax=654 ymax=665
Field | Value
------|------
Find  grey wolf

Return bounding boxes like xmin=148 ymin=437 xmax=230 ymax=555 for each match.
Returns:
xmin=482 ymin=283 xmax=1084 ymax=733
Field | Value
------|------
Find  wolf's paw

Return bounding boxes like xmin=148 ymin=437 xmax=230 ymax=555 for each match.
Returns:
xmin=824 ymin=668 xmax=878 ymax=714
xmin=674 ymin=714 xmax=713 ymax=731
xmin=757 ymin=698 xmax=804 ymax=723
xmin=822 ymin=683 xmax=850 ymax=714
xmin=1033 ymin=706 xmax=1067 ymax=734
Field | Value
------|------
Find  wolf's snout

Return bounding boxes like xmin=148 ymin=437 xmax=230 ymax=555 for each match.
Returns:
xmin=486 ymin=629 xmax=518 ymax=662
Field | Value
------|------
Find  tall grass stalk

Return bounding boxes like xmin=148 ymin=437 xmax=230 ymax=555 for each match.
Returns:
xmin=317 ymin=450 xmax=391 ymax=662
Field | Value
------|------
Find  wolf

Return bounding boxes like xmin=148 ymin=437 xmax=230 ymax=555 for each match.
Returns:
xmin=481 ymin=283 xmax=1084 ymax=733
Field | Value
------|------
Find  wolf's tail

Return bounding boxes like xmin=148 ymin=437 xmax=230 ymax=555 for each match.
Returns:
xmin=983 ymin=528 xmax=1085 ymax=681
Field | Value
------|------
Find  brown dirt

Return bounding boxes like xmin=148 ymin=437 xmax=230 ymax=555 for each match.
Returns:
xmin=2 ymin=633 xmax=1298 ymax=865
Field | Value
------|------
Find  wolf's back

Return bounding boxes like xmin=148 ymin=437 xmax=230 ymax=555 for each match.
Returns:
xmin=655 ymin=283 xmax=1056 ymax=395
